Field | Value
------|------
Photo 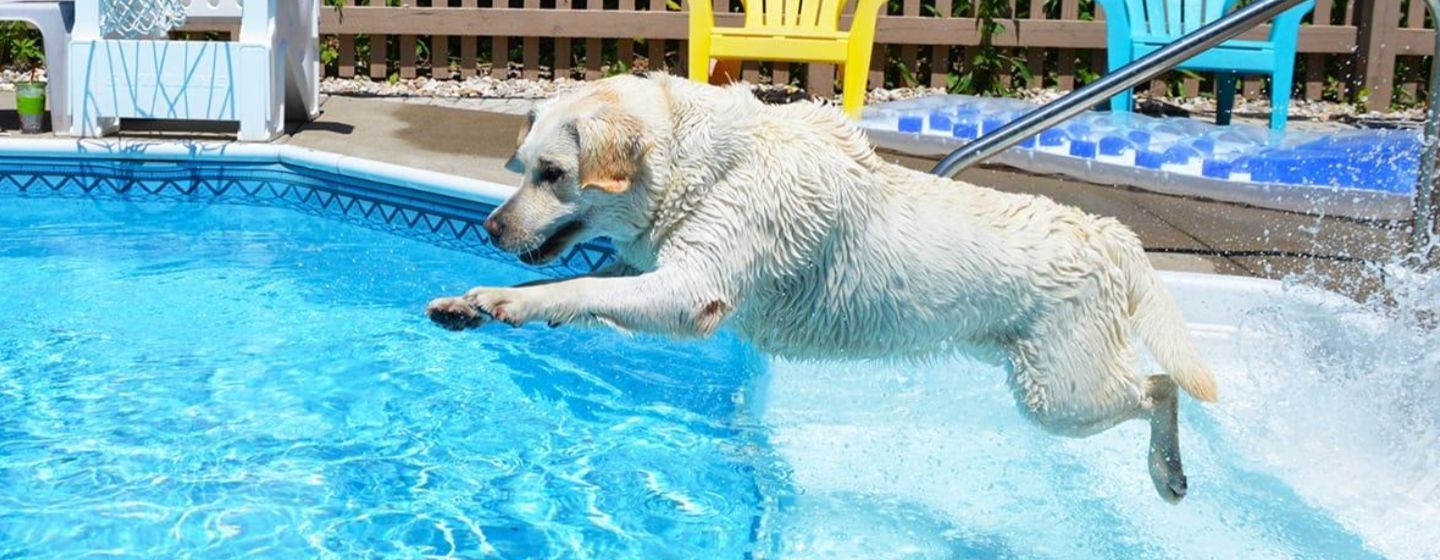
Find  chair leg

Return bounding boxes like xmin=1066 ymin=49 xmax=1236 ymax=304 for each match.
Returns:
xmin=840 ymin=62 xmax=869 ymax=117
xmin=1268 ymin=66 xmax=1294 ymax=132
xmin=687 ymin=39 xmax=710 ymax=84
xmin=1216 ymin=73 xmax=1237 ymax=127
xmin=35 ymin=4 xmax=73 ymax=135
xmin=1111 ymin=86 xmax=1134 ymax=115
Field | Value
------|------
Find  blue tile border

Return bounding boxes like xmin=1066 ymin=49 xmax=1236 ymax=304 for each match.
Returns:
xmin=0 ymin=155 xmax=617 ymax=278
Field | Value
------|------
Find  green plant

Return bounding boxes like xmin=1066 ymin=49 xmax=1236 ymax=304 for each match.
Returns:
xmin=1170 ymin=69 xmax=1203 ymax=97
xmin=0 ymin=22 xmax=40 ymax=80
xmin=939 ymin=0 xmax=1032 ymax=97
xmin=605 ymin=58 xmax=631 ymax=77
xmin=897 ymin=61 xmax=920 ymax=89
xmin=320 ymin=36 xmax=341 ymax=69
xmin=8 ymin=28 xmax=42 ymax=82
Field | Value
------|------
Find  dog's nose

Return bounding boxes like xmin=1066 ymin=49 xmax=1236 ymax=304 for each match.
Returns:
xmin=483 ymin=216 xmax=504 ymax=241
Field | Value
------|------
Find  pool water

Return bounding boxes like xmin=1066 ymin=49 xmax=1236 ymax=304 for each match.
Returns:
xmin=0 ymin=196 xmax=778 ymax=558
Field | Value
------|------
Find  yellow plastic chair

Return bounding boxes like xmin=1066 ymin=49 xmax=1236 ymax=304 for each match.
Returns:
xmin=688 ymin=0 xmax=887 ymax=117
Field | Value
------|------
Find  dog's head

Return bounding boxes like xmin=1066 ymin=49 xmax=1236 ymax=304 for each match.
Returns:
xmin=485 ymin=76 xmax=658 ymax=265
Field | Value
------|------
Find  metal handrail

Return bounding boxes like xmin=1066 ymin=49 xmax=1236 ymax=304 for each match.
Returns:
xmin=929 ymin=0 xmax=1440 ymax=269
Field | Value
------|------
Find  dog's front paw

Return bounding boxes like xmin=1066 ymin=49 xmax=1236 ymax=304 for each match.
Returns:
xmin=426 ymin=296 xmax=487 ymax=331
xmin=462 ymin=287 xmax=532 ymax=327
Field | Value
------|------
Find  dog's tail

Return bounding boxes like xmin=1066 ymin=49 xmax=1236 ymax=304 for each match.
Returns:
xmin=1107 ymin=224 xmax=1219 ymax=403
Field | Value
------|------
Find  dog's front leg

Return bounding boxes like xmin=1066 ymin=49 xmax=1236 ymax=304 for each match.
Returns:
xmin=426 ymin=267 xmax=733 ymax=337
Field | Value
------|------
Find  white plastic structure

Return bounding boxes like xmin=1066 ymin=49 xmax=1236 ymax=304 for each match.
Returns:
xmin=0 ymin=0 xmax=74 ymax=134
xmin=98 ymin=0 xmax=186 ymax=38
xmin=68 ymin=0 xmax=320 ymax=141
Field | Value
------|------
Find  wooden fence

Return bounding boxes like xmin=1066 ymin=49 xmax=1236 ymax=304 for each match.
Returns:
xmin=187 ymin=0 xmax=1438 ymax=110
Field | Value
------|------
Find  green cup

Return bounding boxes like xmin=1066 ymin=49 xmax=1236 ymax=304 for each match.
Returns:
xmin=14 ymin=81 xmax=46 ymax=134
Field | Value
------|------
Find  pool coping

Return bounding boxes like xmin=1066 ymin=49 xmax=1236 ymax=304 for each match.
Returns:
xmin=0 ymin=137 xmax=521 ymax=208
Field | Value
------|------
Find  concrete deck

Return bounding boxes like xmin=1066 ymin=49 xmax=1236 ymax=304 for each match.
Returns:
xmin=2 ymin=92 xmax=1409 ymax=298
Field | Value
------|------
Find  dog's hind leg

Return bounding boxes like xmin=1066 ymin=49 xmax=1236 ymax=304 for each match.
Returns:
xmin=1006 ymin=342 xmax=1144 ymax=439
xmin=1145 ymin=374 xmax=1187 ymax=504
xmin=1005 ymin=309 xmax=1147 ymax=440
xmin=1005 ymin=300 xmax=1193 ymax=503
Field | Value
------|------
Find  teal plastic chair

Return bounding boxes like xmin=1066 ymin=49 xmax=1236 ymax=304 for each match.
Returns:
xmin=1097 ymin=0 xmax=1315 ymax=131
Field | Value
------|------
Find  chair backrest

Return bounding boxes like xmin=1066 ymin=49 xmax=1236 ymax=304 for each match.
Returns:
xmin=1120 ymin=0 xmax=1240 ymax=38
xmin=735 ymin=0 xmax=852 ymax=33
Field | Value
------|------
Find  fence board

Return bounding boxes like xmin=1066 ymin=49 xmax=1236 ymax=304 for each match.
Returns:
xmin=368 ymin=7 xmax=388 ymax=79
xmin=1400 ymin=0 xmax=1427 ymax=101
xmin=424 ymin=0 xmax=447 ymax=78
xmin=648 ymin=0 xmax=666 ymax=71
xmin=490 ymin=0 xmax=510 ymax=78
xmin=1304 ymin=0 xmax=1331 ymax=98
xmin=586 ymin=0 xmax=606 ymax=79
xmin=1026 ymin=0 xmax=1045 ymax=89
xmin=400 ymin=34 xmax=417 ymax=78
xmin=1354 ymin=0 xmax=1403 ymax=109
xmin=523 ymin=0 xmax=541 ymax=78
xmin=900 ymin=0 xmax=919 ymax=84
xmin=618 ymin=0 xmax=635 ymax=75
xmin=1056 ymin=0 xmax=1079 ymax=90
xmin=337 ymin=0 xmax=356 ymax=78
xmin=554 ymin=0 xmax=573 ymax=79
xmin=931 ymin=0 xmax=954 ymax=89
xmin=809 ymin=63 xmax=834 ymax=97
xmin=461 ymin=0 xmax=478 ymax=77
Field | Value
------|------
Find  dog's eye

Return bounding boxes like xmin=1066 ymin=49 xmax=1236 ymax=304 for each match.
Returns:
xmin=537 ymin=166 xmax=565 ymax=184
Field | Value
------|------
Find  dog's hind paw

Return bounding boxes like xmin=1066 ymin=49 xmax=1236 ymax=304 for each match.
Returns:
xmin=1149 ymin=446 xmax=1188 ymax=504
xmin=426 ymin=296 xmax=486 ymax=331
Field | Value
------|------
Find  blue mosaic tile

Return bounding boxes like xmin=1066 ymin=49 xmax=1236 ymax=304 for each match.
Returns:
xmin=0 ymin=158 xmax=617 ymax=278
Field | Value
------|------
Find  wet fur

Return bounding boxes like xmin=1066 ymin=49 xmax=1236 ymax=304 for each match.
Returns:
xmin=427 ymin=73 xmax=1219 ymax=503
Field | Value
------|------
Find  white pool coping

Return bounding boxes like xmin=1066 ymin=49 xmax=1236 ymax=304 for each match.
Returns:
xmin=0 ymin=137 xmax=521 ymax=205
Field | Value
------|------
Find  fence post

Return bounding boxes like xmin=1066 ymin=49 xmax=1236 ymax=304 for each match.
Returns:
xmin=1352 ymin=0 xmax=1402 ymax=111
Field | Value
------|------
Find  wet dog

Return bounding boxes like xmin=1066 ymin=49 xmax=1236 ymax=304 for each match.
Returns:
xmin=426 ymin=73 xmax=1219 ymax=502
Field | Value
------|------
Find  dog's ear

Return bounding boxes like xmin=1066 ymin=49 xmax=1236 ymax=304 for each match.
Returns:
xmin=505 ymin=110 xmax=537 ymax=174
xmin=571 ymin=107 xmax=647 ymax=194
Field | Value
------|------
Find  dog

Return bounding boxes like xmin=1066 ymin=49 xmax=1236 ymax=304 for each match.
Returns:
xmin=426 ymin=72 xmax=1219 ymax=503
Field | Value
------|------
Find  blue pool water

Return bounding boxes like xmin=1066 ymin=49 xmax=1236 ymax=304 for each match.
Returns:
xmin=0 ymin=193 xmax=778 ymax=558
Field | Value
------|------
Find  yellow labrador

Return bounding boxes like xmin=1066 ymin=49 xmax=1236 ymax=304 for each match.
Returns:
xmin=426 ymin=73 xmax=1218 ymax=503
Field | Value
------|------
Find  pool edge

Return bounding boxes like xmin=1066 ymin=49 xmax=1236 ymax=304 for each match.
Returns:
xmin=0 ymin=137 xmax=520 ymax=207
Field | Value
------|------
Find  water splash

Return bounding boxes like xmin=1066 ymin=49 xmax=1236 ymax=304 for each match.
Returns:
xmin=1226 ymin=251 xmax=1440 ymax=559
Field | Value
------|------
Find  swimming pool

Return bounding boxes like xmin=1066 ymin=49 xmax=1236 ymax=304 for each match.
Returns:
xmin=0 ymin=140 xmax=1434 ymax=559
